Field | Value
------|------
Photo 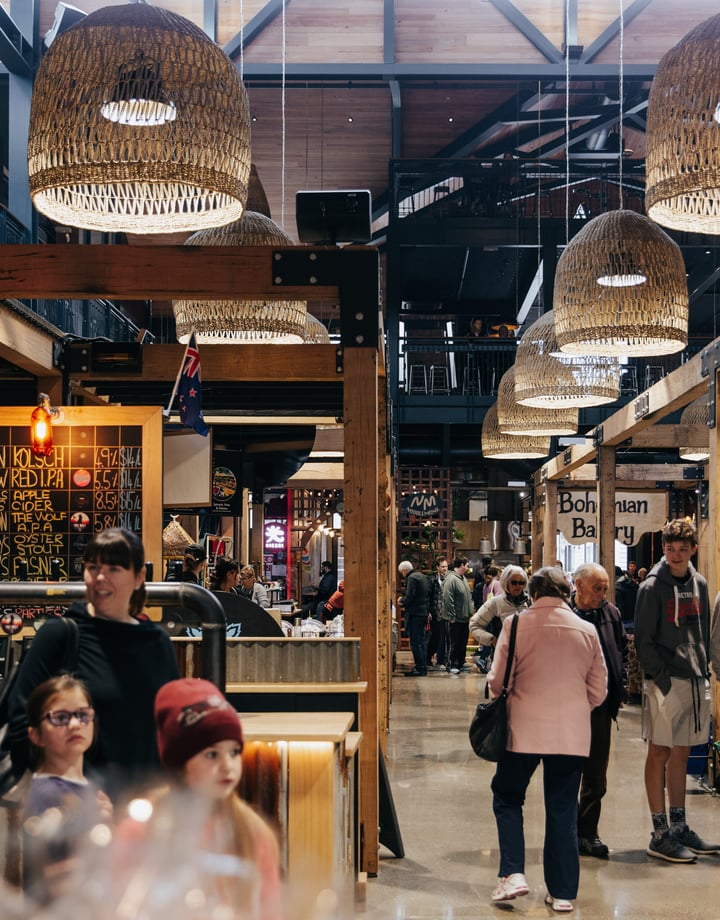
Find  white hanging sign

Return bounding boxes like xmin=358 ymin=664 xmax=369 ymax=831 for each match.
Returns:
xmin=557 ymin=489 xmax=668 ymax=546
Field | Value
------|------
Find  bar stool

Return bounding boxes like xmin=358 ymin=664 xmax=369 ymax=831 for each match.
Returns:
xmin=461 ymin=365 xmax=481 ymax=395
xmin=429 ymin=365 xmax=450 ymax=395
xmin=644 ymin=366 xmax=665 ymax=390
xmin=408 ymin=365 xmax=428 ymax=394
xmin=619 ymin=366 xmax=639 ymax=397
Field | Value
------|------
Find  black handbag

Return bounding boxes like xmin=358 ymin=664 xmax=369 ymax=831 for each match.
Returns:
xmin=468 ymin=613 xmax=518 ymax=762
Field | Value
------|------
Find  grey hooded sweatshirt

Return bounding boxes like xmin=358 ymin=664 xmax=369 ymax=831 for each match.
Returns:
xmin=634 ymin=557 xmax=709 ymax=696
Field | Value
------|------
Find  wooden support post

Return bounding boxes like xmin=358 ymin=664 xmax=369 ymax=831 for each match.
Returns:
xmin=542 ymin=480 xmax=557 ymax=565
xmin=343 ymin=347 xmax=379 ymax=877
xmin=597 ymin=445 xmax=617 ymax=602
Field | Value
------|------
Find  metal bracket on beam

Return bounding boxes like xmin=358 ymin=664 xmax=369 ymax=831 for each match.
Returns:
xmin=272 ymin=247 xmax=380 ymax=348
xmin=634 ymin=392 xmax=649 ymax=420
xmin=592 ymin=425 xmax=604 ymax=447
xmin=701 ymin=340 xmax=720 ymax=428
xmin=335 ymin=347 xmax=344 ymax=374
xmin=563 ymin=447 xmax=573 ymax=466
xmin=682 ymin=466 xmax=705 ymax=480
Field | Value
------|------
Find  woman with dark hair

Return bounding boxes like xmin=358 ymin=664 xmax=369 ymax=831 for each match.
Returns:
xmin=487 ymin=566 xmax=607 ymax=913
xmin=209 ymin=557 xmax=240 ymax=593
xmin=8 ymin=528 xmax=179 ymax=802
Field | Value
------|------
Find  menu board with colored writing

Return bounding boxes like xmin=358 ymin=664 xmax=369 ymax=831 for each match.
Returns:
xmin=0 ymin=406 xmax=163 ymax=589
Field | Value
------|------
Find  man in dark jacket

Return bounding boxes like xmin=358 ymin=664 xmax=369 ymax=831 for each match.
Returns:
xmin=397 ymin=560 xmax=431 ymax=676
xmin=570 ymin=562 xmax=627 ymax=859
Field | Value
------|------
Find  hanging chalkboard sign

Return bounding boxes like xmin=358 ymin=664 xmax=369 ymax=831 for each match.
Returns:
xmin=0 ymin=407 xmax=163 ymax=608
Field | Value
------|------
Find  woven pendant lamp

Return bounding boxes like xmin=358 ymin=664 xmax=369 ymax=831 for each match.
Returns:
xmin=27 ymin=3 xmax=251 ymax=233
xmin=679 ymin=396 xmax=710 ymax=462
xmin=482 ymin=404 xmax=550 ymax=460
xmin=514 ymin=311 xmax=620 ymax=408
xmin=173 ymin=212 xmax=307 ymax=344
xmin=646 ymin=14 xmax=720 ymax=233
xmin=497 ymin=367 xmax=578 ymax=436
xmin=553 ymin=211 xmax=688 ymax=356
xmin=303 ymin=314 xmax=331 ymax=343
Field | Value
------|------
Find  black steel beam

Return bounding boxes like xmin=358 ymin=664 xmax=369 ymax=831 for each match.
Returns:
xmin=489 ymin=0 xmax=563 ymax=64
xmin=224 ymin=0 xmax=287 ymax=59
xmin=0 ymin=6 xmax=33 ymax=79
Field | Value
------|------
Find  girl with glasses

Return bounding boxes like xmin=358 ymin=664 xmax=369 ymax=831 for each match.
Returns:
xmin=22 ymin=675 xmax=112 ymax=905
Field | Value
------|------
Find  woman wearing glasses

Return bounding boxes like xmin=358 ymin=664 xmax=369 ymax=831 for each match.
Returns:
xmin=237 ymin=565 xmax=270 ymax=609
xmin=8 ymin=528 xmax=179 ymax=803
xmin=22 ymin=674 xmax=112 ymax=905
xmin=469 ymin=565 xmax=530 ymax=674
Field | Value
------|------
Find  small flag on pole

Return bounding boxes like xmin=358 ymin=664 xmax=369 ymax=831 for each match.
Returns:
xmin=176 ymin=333 xmax=209 ymax=436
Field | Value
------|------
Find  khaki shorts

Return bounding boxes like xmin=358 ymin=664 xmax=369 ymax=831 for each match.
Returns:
xmin=642 ymin=677 xmax=710 ymax=748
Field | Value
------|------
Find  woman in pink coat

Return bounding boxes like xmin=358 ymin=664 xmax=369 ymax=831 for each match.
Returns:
xmin=487 ymin=566 xmax=608 ymax=913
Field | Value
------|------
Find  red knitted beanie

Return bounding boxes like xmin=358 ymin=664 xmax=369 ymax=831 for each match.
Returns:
xmin=155 ymin=678 xmax=243 ymax=770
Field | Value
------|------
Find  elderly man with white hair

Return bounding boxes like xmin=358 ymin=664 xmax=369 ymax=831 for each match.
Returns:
xmin=397 ymin=560 xmax=431 ymax=676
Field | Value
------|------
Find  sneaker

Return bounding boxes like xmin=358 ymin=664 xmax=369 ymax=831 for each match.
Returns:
xmin=450 ymin=667 xmax=460 ymax=674
xmin=646 ymin=830 xmax=697 ymax=863
xmin=545 ymin=894 xmax=573 ymax=912
xmin=491 ymin=873 xmax=529 ymax=902
xmin=475 ymin=659 xmax=489 ymax=674
xmin=674 ymin=825 xmax=720 ymax=854
xmin=578 ymin=835 xmax=609 ymax=858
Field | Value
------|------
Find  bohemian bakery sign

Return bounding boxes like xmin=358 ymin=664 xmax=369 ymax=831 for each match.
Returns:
xmin=557 ymin=490 xmax=668 ymax=546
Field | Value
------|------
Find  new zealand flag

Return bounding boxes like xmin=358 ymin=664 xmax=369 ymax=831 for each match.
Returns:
xmin=177 ymin=333 xmax=209 ymax=436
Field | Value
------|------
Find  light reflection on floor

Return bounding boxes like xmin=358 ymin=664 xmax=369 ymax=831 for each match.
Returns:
xmin=363 ymin=657 xmax=720 ymax=920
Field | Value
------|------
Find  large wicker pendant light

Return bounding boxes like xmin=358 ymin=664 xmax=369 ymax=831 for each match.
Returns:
xmin=679 ymin=396 xmax=710 ymax=462
xmin=646 ymin=14 xmax=720 ymax=233
xmin=514 ymin=311 xmax=620 ymax=408
xmin=497 ymin=367 xmax=578 ymax=436
xmin=27 ymin=2 xmax=251 ymax=233
xmin=481 ymin=404 xmax=550 ymax=460
xmin=173 ymin=213 xmax=307 ymax=344
xmin=553 ymin=211 xmax=688 ymax=356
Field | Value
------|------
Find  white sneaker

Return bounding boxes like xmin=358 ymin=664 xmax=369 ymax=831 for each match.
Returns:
xmin=492 ymin=873 xmax=529 ymax=902
xmin=450 ymin=667 xmax=460 ymax=674
xmin=545 ymin=894 xmax=574 ymax=912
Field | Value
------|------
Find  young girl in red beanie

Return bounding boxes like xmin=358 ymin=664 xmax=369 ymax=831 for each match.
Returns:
xmin=115 ymin=678 xmax=282 ymax=920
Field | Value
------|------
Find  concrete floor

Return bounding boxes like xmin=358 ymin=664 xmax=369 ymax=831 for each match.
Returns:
xmin=364 ymin=656 xmax=720 ymax=920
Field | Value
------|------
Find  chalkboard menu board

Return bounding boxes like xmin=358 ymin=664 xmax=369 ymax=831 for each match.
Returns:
xmin=0 ymin=407 xmax=163 ymax=586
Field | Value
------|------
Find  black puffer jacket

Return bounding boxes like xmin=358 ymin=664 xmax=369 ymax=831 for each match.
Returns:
xmin=570 ymin=595 xmax=628 ymax=719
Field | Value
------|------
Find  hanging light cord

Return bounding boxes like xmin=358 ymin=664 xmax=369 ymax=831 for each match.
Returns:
xmin=281 ymin=0 xmax=287 ymax=228
xmin=564 ymin=0 xmax=570 ymax=247
xmin=618 ymin=0 xmax=624 ymax=209
xmin=239 ymin=0 xmax=244 ymax=80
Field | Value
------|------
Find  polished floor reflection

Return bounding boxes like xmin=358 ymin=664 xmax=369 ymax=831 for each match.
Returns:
xmin=364 ymin=657 xmax=720 ymax=920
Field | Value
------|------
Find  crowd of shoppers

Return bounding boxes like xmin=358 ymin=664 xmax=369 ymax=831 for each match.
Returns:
xmin=395 ymin=518 xmax=720 ymax=912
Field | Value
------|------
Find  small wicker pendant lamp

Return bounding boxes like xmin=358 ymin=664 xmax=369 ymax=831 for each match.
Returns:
xmin=646 ymin=14 xmax=720 ymax=233
xmin=514 ymin=311 xmax=620 ymax=408
xmin=27 ymin=2 xmax=251 ymax=233
xmin=679 ymin=395 xmax=710 ymax=462
xmin=173 ymin=212 xmax=307 ymax=343
xmin=481 ymin=403 xmax=550 ymax=460
xmin=553 ymin=210 xmax=688 ymax=356
xmin=497 ymin=367 xmax=578 ymax=436
xmin=303 ymin=314 xmax=331 ymax=343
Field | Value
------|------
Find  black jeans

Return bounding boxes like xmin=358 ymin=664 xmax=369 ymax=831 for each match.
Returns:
xmin=577 ymin=707 xmax=612 ymax=838
xmin=406 ymin=615 xmax=428 ymax=673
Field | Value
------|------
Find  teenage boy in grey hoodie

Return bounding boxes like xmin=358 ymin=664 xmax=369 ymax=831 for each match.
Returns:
xmin=635 ymin=519 xmax=719 ymax=864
